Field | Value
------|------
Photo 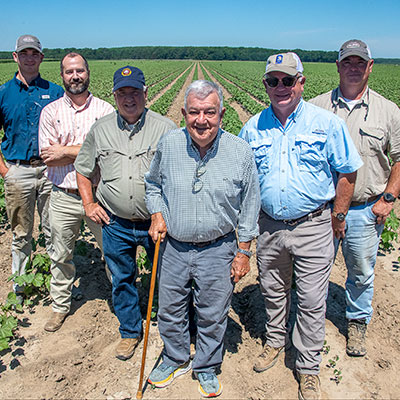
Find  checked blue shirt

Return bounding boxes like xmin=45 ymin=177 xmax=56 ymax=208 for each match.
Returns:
xmin=145 ymin=128 xmax=260 ymax=243
xmin=239 ymin=99 xmax=363 ymax=220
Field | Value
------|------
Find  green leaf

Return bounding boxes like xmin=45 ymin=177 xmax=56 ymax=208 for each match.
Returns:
xmin=0 ymin=338 xmax=10 ymax=351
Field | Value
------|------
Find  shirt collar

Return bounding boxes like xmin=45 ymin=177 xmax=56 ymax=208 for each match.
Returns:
xmin=185 ymin=127 xmax=223 ymax=161
xmin=63 ymin=92 xmax=93 ymax=111
xmin=117 ymin=108 xmax=147 ymax=136
xmin=335 ymin=86 xmax=370 ymax=108
xmin=13 ymin=72 xmax=43 ymax=89
xmin=269 ymin=98 xmax=304 ymax=126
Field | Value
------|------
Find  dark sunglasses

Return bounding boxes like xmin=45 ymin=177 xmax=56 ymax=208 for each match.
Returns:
xmin=264 ymin=75 xmax=299 ymax=88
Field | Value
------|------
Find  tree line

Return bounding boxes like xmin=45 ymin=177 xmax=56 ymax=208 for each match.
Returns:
xmin=0 ymin=46 xmax=398 ymax=64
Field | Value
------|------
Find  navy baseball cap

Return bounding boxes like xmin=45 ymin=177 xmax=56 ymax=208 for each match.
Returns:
xmin=113 ymin=66 xmax=146 ymax=92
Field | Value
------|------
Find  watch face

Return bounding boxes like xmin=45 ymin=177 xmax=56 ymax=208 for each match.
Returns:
xmin=336 ymin=213 xmax=345 ymax=221
xmin=383 ymin=192 xmax=396 ymax=202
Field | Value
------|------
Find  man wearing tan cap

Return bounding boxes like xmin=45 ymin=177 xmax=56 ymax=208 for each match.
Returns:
xmin=240 ymin=52 xmax=362 ymax=399
xmin=0 ymin=35 xmax=63 ymax=302
xmin=310 ymin=40 xmax=400 ymax=357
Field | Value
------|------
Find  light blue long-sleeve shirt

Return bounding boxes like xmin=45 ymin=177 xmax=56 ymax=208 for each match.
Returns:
xmin=145 ymin=128 xmax=260 ymax=243
xmin=239 ymin=99 xmax=363 ymax=220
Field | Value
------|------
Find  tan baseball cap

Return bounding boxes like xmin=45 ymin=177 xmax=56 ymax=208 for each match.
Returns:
xmin=265 ymin=52 xmax=304 ymax=76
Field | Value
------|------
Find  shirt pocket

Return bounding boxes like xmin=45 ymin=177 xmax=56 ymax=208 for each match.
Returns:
xmin=136 ymin=147 xmax=156 ymax=179
xmin=359 ymin=126 xmax=385 ymax=157
xmin=250 ymin=137 xmax=273 ymax=174
xmin=98 ymin=149 xmax=124 ymax=182
xmin=295 ymin=133 xmax=327 ymax=171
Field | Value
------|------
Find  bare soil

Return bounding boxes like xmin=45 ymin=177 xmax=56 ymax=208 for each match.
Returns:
xmin=1 ymin=74 xmax=400 ymax=399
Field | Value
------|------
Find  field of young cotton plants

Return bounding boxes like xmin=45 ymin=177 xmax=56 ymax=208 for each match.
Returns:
xmin=0 ymin=59 xmax=400 ymax=400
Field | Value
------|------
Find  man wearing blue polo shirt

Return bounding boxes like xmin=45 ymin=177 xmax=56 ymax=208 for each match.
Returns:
xmin=0 ymin=35 xmax=63 ymax=299
xmin=239 ymin=53 xmax=362 ymax=400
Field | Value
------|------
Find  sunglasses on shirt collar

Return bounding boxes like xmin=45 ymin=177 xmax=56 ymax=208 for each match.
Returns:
xmin=264 ymin=75 xmax=301 ymax=88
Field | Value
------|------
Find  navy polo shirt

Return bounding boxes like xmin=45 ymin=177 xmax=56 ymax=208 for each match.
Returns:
xmin=0 ymin=73 xmax=64 ymax=161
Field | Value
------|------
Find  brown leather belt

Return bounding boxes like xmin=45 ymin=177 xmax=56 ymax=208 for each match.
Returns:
xmin=8 ymin=158 xmax=45 ymax=167
xmin=350 ymin=195 xmax=379 ymax=208
xmin=55 ymin=186 xmax=80 ymax=196
xmin=265 ymin=202 xmax=328 ymax=227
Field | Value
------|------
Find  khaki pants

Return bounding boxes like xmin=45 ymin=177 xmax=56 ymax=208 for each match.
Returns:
xmin=48 ymin=187 xmax=104 ymax=313
xmin=257 ymin=208 xmax=334 ymax=374
xmin=4 ymin=163 xmax=52 ymax=292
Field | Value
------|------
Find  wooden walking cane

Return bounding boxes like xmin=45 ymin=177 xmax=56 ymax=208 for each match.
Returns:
xmin=136 ymin=233 xmax=161 ymax=399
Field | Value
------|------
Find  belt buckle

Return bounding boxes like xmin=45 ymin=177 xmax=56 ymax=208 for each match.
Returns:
xmin=30 ymin=159 xmax=43 ymax=167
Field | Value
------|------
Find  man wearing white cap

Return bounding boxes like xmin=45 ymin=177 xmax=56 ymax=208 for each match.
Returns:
xmin=240 ymin=52 xmax=362 ymax=399
xmin=310 ymin=40 xmax=400 ymax=357
xmin=0 ymin=35 xmax=63 ymax=301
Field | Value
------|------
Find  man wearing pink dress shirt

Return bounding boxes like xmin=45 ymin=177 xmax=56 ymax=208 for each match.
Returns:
xmin=38 ymin=52 xmax=114 ymax=332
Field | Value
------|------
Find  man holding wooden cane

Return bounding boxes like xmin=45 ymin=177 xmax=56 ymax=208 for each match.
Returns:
xmin=145 ymin=80 xmax=260 ymax=398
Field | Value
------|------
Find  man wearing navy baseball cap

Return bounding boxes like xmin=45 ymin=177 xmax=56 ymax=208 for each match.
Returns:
xmin=75 ymin=65 xmax=176 ymax=360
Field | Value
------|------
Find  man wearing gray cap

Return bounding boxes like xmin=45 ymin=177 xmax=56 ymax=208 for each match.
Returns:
xmin=310 ymin=40 xmax=400 ymax=357
xmin=240 ymin=52 xmax=362 ymax=399
xmin=0 ymin=35 xmax=63 ymax=301
xmin=75 ymin=66 xmax=176 ymax=360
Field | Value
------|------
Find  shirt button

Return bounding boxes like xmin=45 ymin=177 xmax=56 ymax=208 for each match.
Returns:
xmin=282 ymin=151 xmax=286 ymax=154
xmin=282 ymin=170 xmax=285 ymax=173
xmin=129 ymin=176 xmax=132 ymax=179
xmin=198 ymin=218 xmax=202 ymax=222
xmin=129 ymin=156 xmax=132 ymax=160
xmin=281 ymin=188 xmax=285 ymax=192
xmin=130 ymin=196 xmax=133 ymax=199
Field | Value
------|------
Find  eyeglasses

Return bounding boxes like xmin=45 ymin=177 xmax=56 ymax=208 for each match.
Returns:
xmin=264 ymin=75 xmax=299 ymax=88
xmin=192 ymin=163 xmax=206 ymax=193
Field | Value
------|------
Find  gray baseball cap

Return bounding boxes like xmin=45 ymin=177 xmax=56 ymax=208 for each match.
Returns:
xmin=338 ymin=39 xmax=371 ymax=62
xmin=15 ymin=34 xmax=43 ymax=53
xmin=265 ymin=52 xmax=304 ymax=76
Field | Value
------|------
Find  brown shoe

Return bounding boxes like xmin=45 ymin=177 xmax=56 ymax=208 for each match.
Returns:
xmin=115 ymin=337 xmax=140 ymax=360
xmin=347 ymin=319 xmax=367 ymax=357
xmin=253 ymin=344 xmax=284 ymax=372
xmin=297 ymin=373 xmax=321 ymax=400
xmin=44 ymin=311 xmax=68 ymax=332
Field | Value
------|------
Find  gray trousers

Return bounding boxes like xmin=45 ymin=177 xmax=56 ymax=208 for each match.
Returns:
xmin=49 ymin=187 xmax=104 ymax=313
xmin=158 ymin=234 xmax=235 ymax=373
xmin=4 ymin=163 xmax=53 ymax=292
xmin=257 ymin=208 xmax=334 ymax=374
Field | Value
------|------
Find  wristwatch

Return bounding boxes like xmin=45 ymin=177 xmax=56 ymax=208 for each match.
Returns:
xmin=332 ymin=211 xmax=346 ymax=222
xmin=383 ymin=192 xmax=396 ymax=203
xmin=237 ymin=248 xmax=252 ymax=258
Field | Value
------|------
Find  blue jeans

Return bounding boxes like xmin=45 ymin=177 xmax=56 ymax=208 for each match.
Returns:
xmin=335 ymin=201 xmax=384 ymax=323
xmin=102 ymin=212 xmax=154 ymax=338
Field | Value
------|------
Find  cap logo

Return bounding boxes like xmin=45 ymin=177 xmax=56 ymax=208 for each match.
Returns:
xmin=23 ymin=37 xmax=35 ymax=43
xmin=121 ymin=68 xmax=132 ymax=76
xmin=347 ymin=42 xmax=361 ymax=48
xmin=276 ymin=55 xmax=283 ymax=64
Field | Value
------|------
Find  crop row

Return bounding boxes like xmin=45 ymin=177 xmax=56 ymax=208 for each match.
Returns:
xmin=204 ymin=65 xmax=264 ymax=116
xmin=150 ymin=64 xmax=193 ymax=116
xmin=200 ymin=64 xmax=243 ymax=135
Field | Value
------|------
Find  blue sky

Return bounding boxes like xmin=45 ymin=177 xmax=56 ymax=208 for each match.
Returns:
xmin=2 ymin=0 xmax=399 ymax=58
